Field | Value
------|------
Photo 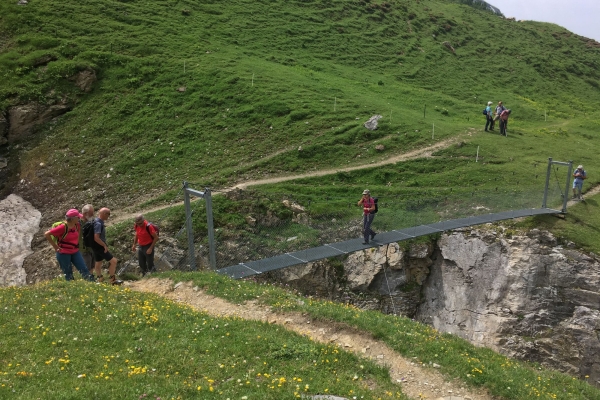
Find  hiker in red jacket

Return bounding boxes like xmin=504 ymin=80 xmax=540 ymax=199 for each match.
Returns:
xmin=358 ymin=189 xmax=376 ymax=245
xmin=132 ymin=214 xmax=159 ymax=276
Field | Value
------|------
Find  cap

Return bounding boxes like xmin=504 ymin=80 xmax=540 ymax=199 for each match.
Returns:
xmin=66 ymin=209 xmax=83 ymax=219
xmin=362 ymin=189 xmax=370 ymax=195
xmin=577 ymin=165 xmax=583 ymax=169
xmin=487 ymin=101 xmax=492 ymax=105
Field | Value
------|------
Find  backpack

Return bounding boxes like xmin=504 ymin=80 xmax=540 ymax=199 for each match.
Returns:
xmin=145 ymin=222 xmax=159 ymax=237
xmin=370 ymin=198 xmax=379 ymax=214
xmin=483 ymin=109 xmax=488 ymax=116
xmin=82 ymin=220 xmax=96 ymax=248
xmin=50 ymin=221 xmax=69 ymax=246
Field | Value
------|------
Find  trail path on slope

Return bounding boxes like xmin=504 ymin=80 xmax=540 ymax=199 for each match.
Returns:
xmin=109 ymin=134 xmax=466 ymax=225
xmin=127 ymin=278 xmax=496 ymax=400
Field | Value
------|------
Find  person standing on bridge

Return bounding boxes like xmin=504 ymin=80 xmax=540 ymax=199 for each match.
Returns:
xmin=572 ymin=165 xmax=587 ymax=200
xmin=358 ymin=189 xmax=376 ymax=245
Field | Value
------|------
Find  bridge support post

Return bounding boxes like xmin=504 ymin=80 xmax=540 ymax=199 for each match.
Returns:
xmin=563 ymin=161 xmax=573 ymax=213
xmin=183 ymin=181 xmax=196 ymax=270
xmin=182 ymin=182 xmax=217 ymax=270
xmin=542 ymin=158 xmax=552 ymax=208
xmin=204 ymin=188 xmax=217 ymax=270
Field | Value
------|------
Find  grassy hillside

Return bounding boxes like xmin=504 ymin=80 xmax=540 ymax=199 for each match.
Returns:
xmin=2 ymin=277 xmax=599 ymax=399
xmin=1 ymin=0 xmax=599 ymax=215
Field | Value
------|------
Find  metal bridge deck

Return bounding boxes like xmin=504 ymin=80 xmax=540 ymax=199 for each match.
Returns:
xmin=217 ymin=207 xmax=561 ymax=280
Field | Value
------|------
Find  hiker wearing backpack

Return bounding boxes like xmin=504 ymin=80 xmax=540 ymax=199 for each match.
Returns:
xmin=484 ymin=101 xmax=494 ymax=132
xmin=131 ymin=214 xmax=159 ymax=276
xmin=92 ymin=208 xmax=122 ymax=285
xmin=80 ymin=204 xmax=95 ymax=272
xmin=44 ymin=209 xmax=95 ymax=282
xmin=358 ymin=189 xmax=377 ymax=245
xmin=572 ymin=165 xmax=587 ymax=200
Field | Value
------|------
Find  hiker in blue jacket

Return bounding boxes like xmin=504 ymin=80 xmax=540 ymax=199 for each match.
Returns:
xmin=484 ymin=101 xmax=493 ymax=132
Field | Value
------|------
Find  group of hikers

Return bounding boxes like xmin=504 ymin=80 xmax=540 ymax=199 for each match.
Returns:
xmin=44 ymin=205 xmax=158 ymax=284
xmin=484 ymin=101 xmax=511 ymax=136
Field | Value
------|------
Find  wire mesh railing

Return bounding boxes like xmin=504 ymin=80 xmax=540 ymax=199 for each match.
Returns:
xmin=191 ymin=185 xmax=563 ymax=271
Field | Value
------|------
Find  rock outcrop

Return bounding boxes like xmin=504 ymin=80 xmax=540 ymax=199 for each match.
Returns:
xmin=0 ymin=111 xmax=8 ymax=146
xmin=69 ymin=68 xmax=97 ymax=93
xmin=417 ymin=229 xmax=600 ymax=387
xmin=0 ymin=194 xmax=41 ymax=286
xmin=7 ymin=102 xmax=71 ymax=142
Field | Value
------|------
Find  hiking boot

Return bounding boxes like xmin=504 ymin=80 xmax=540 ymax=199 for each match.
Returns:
xmin=109 ymin=275 xmax=123 ymax=286
xmin=362 ymin=241 xmax=369 ymax=245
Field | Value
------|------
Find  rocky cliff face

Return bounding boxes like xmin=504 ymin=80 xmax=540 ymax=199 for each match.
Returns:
xmin=264 ymin=228 xmax=600 ymax=387
xmin=417 ymin=228 xmax=600 ymax=387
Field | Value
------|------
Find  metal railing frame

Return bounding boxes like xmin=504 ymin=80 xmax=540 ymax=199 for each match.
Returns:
xmin=542 ymin=157 xmax=572 ymax=213
xmin=183 ymin=181 xmax=216 ymax=270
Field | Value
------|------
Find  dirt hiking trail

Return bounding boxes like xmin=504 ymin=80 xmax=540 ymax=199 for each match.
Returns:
xmin=110 ymin=134 xmax=467 ymax=225
xmin=128 ymin=278 xmax=497 ymax=400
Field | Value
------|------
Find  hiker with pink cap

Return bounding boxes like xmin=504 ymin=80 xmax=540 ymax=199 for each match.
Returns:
xmin=44 ymin=208 xmax=95 ymax=281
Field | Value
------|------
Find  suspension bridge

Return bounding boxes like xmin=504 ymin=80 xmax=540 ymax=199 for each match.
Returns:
xmin=216 ymin=207 xmax=561 ymax=279
xmin=117 ymin=158 xmax=573 ymax=279
xmin=216 ymin=158 xmax=573 ymax=279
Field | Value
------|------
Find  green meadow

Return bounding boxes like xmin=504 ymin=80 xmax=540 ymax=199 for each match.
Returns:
xmin=2 ymin=0 xmax=600 ymax=398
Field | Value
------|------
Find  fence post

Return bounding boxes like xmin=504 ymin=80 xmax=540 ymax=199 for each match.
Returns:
xmin=183 ymin=181 xmax=196 ymax=270
xmin=563 ymin=161 xmax=573 ymax=213
xmin=542 ymin=158 xmax=552 ymax=208
xmin=205 ymin=188 xmax=217 ymax=269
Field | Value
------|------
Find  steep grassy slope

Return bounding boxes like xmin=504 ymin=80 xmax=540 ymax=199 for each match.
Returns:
xmin=1 ymin=0 xmax=599 ymax=215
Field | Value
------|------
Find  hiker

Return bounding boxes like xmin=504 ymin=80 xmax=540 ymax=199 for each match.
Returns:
xmin=131 ymin=214 xmax=159 ymax=276
xmin=92 ymin=208 xmax=122 ymax=285
xmin=499 ymin=108 xmax=511 ymax=136
xmin=494 ymin=101 xmax=506 ymax=130
xmin=358 ymin=189 xmax=376 ymax=245
xmin=80 ymin=204 xmax=95 ymax=272
xmin=44 ymin=209 xmax=95 ymax=282
xmin=484 ymin=101 xmax=494 ymax=132
xmin=572 ymin=165 xmax=587 ymax=200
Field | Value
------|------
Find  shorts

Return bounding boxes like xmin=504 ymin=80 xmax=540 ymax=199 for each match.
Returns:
xmin=93 ymin=247 xmax=114 ymax=262
xmin=573 ymin=180 xmax=583 ymax=191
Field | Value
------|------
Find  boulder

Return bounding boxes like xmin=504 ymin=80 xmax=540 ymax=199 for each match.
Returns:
xmin=364 ymin=115 xmax=383 ymax=131
xmin=0 ymin=195 xmax=41 ymax=286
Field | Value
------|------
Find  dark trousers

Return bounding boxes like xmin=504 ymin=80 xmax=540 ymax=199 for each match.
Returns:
xmin=499 ymin=119 xmax=507 ymax=135
xmin=485 ymin=116 xmax=493 ymax=131
xmin=137 ymin=244 xmax=155 ymax=274
xmin=362 ymin=213 xmax=375 ymax=243
xmin=82 ymin=249 xmax=95 ymax=272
